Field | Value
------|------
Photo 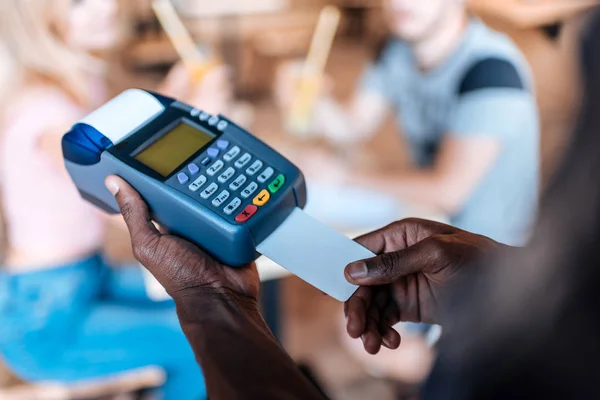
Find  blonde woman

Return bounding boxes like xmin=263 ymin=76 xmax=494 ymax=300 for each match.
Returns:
xmin=0 ymin=0 xmax=234 ymax=398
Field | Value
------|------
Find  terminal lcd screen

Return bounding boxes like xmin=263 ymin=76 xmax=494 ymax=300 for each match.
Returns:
xmin=134 ymin=122 xmax=214 ymax=177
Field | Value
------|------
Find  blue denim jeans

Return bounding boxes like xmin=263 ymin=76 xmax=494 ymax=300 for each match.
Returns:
xmin=0 ymin=254 xmax=206 ymax=399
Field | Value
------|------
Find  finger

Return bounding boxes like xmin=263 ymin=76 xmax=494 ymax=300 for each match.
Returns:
xmin=354 ymin=222 xmax=406 ymax=255
xmin=345 ymin=287 xmax=372 ymax=339
xmin=345 ymin=238 xmax=443 ymax=286
xmin=354 ymin=219 xmax=456 ymax=254
xmin=381 ymin=326 xmax=401 ymax=350
xmin=362 ymin=306 xmax=382 ymax=355
xmin=381 ymin=300 xmax=401 ymax=327
xmin=403 ymin=273 xmax=421 ymax=323
xmin=105 ymin=176 xmax=161 ymax=249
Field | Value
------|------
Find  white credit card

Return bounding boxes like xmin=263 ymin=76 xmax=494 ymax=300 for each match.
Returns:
xmin=257 ymin=208 xmax=374 ymax=301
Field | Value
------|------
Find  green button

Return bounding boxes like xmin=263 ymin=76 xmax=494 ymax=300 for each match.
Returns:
xmin=268 ymin=174 xmax=286 ymax=193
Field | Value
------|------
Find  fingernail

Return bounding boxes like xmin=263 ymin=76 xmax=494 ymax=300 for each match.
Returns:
xmin=382 ymin=337 xmax=391 ymax=348
xmin=106 ymin=178 xmax=120 ymax=196
xmin=347 ymin=262 xmax=368 ymax=279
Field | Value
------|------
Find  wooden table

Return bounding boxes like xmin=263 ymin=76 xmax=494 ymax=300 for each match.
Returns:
xmin=469 ymin=0 xmax=599 ymax=29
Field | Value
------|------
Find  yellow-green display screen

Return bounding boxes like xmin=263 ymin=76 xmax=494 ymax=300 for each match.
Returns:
xmin=135 ymin=123 xmax=214 ymax=177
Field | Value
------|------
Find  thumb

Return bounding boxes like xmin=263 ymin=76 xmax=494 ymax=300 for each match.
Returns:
xmin=345 ymin=238 xmax=443 ymax=286
xmin=105 ymin=175 xmax=161 ymax=249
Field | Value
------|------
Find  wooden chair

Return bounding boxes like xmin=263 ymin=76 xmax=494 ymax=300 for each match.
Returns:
xmin=0 ymin=366 xmax=165 ymax=400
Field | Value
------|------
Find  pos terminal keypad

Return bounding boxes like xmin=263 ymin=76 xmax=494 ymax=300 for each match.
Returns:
xmin=170 ymin=138 xmax=286 ymax=224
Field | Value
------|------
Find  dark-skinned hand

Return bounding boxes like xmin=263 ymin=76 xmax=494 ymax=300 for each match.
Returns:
xmin=344 ymin=219 xmax=502 ymax=354
xmin=105 ymin=175 xmax=260 ymax=304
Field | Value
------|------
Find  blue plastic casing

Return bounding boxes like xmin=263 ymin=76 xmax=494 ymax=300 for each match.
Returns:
xmin=62 ymin=91 xmax=307 ymax=267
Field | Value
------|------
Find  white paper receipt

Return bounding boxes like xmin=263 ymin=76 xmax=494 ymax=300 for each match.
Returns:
xmin=257 ymin=208 xmax=375 ymax=301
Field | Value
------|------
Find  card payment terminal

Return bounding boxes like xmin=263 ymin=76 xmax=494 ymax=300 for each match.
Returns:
xmin=62 ymin=89 xmax=373 ymax=301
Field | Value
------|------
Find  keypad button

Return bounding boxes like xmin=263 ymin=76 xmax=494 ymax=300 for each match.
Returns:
xmin=188 ymin=175 xmax=207 ymax=192
xmin=223 ymin=146 xmax=241 ymax=162
xmin=177 ymin=173 xmax=189 ymax=184
xmin=223 ymin=197 xmax=242 ymax=215
xmin=188 ymin=163 xmax=200 ymax=175
xmin=218 ymin=167 xmax=236 ymax=183
xmin=257 ymin=167 xmax=274 ymax=183
xmin=200 ymin=183 xmax=219 ymax=199
xmin=234 ymin=153 xmax=252 ymax=168
xmin=241 ymin=182 xmax=259 ymax=198
xmin=217 ymin=121 xmax=228 ymax=131
xmin=253 ymin=189 xmax=271 ymax=206
xmin=190 ymin=108 xmax=201 ymax=117
xmin=200 ymin=157 xmax=212 ymax=166
xmin=208 ymin=116 xmax=219 ymax=126
xmin=207 ymin=160 xmax=224 ymax=176
xmin=246 ymin=160 xmax=263 ymax=176
xmin=207 ymin=148 xmax=219 ymax=158
xmin=235 ymin=205 xmax=258 ymax=223
xmin=200 ymin=112 xmax=210 ymax=121
xmin=216 ymin=139 xmax=229 ymax=150
xmin=268 ymin=174 xmax=286 ymax=193
xmin=229 ymin=175 xmax=247 ymax=191
xmin=212 ymin=190 xmax=230 ymax=207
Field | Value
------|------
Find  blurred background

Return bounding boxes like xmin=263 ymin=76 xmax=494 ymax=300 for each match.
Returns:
xmin=0 ymin=0 xmax=597 ymax=399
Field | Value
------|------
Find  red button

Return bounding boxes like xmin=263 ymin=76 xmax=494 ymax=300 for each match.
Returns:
xmin=235 ymin=205 xmax=258 ymax=223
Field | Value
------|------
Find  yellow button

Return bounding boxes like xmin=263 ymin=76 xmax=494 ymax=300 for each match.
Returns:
xmin=253 ymin=189 xmax=271 ymax=206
